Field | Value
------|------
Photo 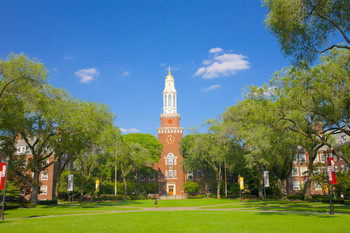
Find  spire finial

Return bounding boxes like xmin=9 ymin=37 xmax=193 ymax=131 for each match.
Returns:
xmin=168 ymin=66 xmax=171 ymax=75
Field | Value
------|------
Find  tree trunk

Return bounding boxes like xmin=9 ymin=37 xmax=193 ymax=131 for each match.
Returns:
xmin=216 ymin=167 xmax=221 ymax=199
xmin=259 ymin=175 xmax=264 ymax=199
xmin=277 ymin=178 xmax=287 ymax=199
xmin=79 ymin=181 xmax=85 ymax=202
xmin=31 ymin=160 xmax=40 ymax=204
xmin=123 ymin=177 xmax=127 ymax=200
xmin=304 ymin=165 xmax=314 ymax=200
xmin=224 ymin=162 xmax=227 ymax=197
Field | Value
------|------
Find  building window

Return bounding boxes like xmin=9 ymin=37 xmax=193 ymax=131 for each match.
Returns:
xmin=292 ymin=167 xmax=299 ymax=176
xmin=314 ymin=155 xmax=319 ymax=163
xmin=187 ymin=171 xmax=193 ymax=180
xmin=16 ymin=146 xmax=26 ymax=154
xmin=341 ymin=165 xmax=345 ymax=171
xmin=174 ymin=170 xmax=177 ymax=178
xmin=197 ymin=170 xmax=203 ymax=179
xmin=168 ymin=153 xmax=174 ymax=165
xmin=314 ymin=182 xmax=322 ymax=191
xmin=173 ymin=95 xmax=176 ymax=108
xmin=313 ymin=167 xmax=320 ymax=175
xmin=293 ymin=155 xmax=298 ymax=163
xmin=341 ymin=135 xmax=346 ymax=144
xmin=335 ymin=166 xmax=338 ymax=173
xmin=333 ymin=155 xmax=338 ymax=162
xmin=149 ymin=173 xmax=155 ymax=181
xmin=40 ymin=185 xmax=47 ymax=195
xmin=300 ymin=167 xmax=308 ymax=176
xmin=293 ymin=181 xmax=300 ymax=190
xmin=174 ymin=158 xmax=177 ymax=165
xmin=165 ymin=170 xmax=167 ymax=178
xmin=41 ymin=171 xmax=48 ymax=180
xmin=320 ymin=154 xmax=326 ymax=163
xmin=299 ymin=154 xmax=306 ymax=163
xmin=169 ymin=170 xmax=173 ymax=179
xmin=165 ymin=95 xmax=167 ymax=107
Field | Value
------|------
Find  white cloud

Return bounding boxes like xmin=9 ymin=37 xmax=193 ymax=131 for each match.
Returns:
xmin=201 ymin=84 xmax=221 ymax=93
xmin=209 ymin=47 xmax=223 ymax=54
xmin=122 ymin=71 xmax=130 ymax=76
xmin=160 ymin=63 xmax=166 ymax=66
xmin=74 ymin=68 xmax=100 ymax=83
xmin=64 ymin=56 xmax=73 ymax=60
xmin=120 ymin=128 xmax=140 ymax=134
xmin=52 ymin=67 xmax=58 ymax=72
xmin=194 ymin=51 xmax=249 ymax=79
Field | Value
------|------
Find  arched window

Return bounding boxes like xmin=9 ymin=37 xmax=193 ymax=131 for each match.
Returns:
xmin=164 ymin=95 xmax=167 ymax=107
xmin=168 ymin=153 xmax=174 ymax=165
xmin=173 ymin=95 xmax=176 ymax=108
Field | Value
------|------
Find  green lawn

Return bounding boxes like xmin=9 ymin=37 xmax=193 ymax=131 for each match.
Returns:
xmin=99 ymin=198 xmax=237 ymax=207
xmin=200 ymin=200 xmax=350 ymax=214
xmin=1 ymin=199 xmax=235 ymax=219
xmin=1 ymin=210 xmax=350 ymax=233
xmin=1 ymin=199 xmax=350 ymax=232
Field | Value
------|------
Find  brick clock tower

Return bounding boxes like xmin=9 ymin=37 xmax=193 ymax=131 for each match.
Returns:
xmin=155 ymin=69 xmax=184 ymax=198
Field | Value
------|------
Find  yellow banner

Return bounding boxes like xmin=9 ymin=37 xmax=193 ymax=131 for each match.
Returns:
xmin=95 ymin=179 xmax=100 ymax=193
xmin=240 ymin=177 xmax=244 ymax=190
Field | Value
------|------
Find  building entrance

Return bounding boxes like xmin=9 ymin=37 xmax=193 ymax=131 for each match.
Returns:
xmin=168 ymin=186 xmax=174 ymax=195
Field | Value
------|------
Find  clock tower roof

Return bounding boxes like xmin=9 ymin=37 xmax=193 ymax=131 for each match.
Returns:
xmin=165 ymin=67 xmax=174 ymax=81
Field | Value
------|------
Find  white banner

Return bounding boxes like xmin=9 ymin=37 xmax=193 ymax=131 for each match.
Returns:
xmin=264 ymin=171 xmax=269 ymax=187
xmin=68 ymin=174 xmax=74 ymax=191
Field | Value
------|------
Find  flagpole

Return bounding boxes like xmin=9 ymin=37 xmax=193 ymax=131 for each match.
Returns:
xmin=1 ymin=161 xmax=9 ymax=221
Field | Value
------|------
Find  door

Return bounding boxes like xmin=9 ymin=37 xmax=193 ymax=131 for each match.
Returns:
xmin=168 ymin=186 xmax=174 ymax=195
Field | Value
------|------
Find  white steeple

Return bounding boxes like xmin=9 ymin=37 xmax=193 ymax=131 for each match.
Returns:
xmin=163 ymin=68 xmax=177 ymax=114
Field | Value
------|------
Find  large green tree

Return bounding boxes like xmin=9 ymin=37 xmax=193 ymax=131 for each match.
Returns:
xmin=117 ymin=133 xmax=162 ymax=200
xmin=264 ymin=0 xmax=350 ymax=64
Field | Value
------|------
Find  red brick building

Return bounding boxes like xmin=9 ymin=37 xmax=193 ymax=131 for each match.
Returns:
xmin=155 ymin=69 xmax=186 ymax=198
xmin=288 ymin=134 xmax=350 ymax=195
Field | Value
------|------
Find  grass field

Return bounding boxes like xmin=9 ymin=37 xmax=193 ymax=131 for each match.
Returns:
xmin=1 ymin=199 xmax=350 ymax=233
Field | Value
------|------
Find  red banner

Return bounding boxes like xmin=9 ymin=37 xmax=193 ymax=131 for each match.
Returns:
xmin=0 ymin=163 xmax=6 ymax=190
xmin=327 ymin=158 xmax=337 ymax=185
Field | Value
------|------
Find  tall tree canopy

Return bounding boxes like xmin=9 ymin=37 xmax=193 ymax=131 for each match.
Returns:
xmin=264 ymin=0 xmax=350 ymax=64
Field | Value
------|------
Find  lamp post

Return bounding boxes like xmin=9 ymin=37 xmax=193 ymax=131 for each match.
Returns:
xmin=324 ymin=150 xmax=333 ymax=215
xmin=115 ymin=144 xmax=118 ymax=198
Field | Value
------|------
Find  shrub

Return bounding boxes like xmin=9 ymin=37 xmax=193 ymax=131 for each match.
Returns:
xmin=184 ymin=181 xmax=200 ymax=195
xmin=287 ymin=194 xmax=304 ymax=200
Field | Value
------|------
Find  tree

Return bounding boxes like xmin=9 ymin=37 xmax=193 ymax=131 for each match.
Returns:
xmin=270 ymin=49 xmax=350 ymax=163
xmin=0 ymin=53 xmax=47 ymax=112
xmin=117 ymin=133 xmax=161 ymax=200
xmin=182 ymin=120 xmax=242 ymax=199
xmin=264 ymin=0 xmax=350 ymax=64
xmin=70 ymin=101 xmax=117 ymax=201
xmin=1 ymin=85 xmax=74 ymax=204
xmin=223 ymin=88 xmax=300 ymax=198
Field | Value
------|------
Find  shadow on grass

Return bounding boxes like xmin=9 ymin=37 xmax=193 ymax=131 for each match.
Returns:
xmin=257 ymin=210 xmax=338 ymax=218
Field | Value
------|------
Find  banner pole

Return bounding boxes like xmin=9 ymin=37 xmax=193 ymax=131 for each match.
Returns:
xmin=324 ymin=151 xmax=333 ymax=215
xmin=1 ymin=161 xmax=9 ymax=221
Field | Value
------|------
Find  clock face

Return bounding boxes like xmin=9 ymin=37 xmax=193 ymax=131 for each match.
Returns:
xmin=168 ymin=119 xmax=173 ymax=124
xmin=166 ymin=135 xmax=175 ymax=144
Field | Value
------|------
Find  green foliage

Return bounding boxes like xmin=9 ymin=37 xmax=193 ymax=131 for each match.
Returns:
xmin=184 ymin=181 xmax=201 ymax=195
xmin=334 ymin=171 xmax=350 ymax=199
xmin=264 ymin=0 xmax=350 ymax=64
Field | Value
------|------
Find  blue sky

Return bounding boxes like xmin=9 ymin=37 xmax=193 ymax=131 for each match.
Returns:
xmin=0 ymin=1 xmax=290 ymax=136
